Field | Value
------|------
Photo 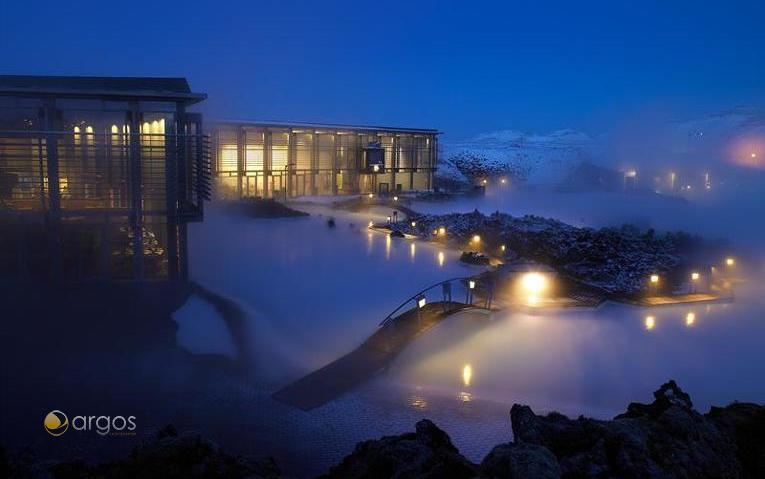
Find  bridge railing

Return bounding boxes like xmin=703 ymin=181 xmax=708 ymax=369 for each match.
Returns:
xmin=379 ymin=275 xmax=494 ymax=327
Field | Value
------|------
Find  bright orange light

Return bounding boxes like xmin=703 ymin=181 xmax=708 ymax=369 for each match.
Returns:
xmin=471 ymin=234 xmax=481 ymax=243
xmin=521 ymin=272 xmax=547 ymax=295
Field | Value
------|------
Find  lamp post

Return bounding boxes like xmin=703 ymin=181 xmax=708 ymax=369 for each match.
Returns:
xmin=416 ymin=294 xmax=426 ymax=323
xmin=467 ymin=279 xmax=476 ymax=304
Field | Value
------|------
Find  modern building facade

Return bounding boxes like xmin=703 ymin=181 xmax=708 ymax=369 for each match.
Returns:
xmin=0 ymin=76 xmax=210 ymax=281
xmin=211 ymin=120 xmax=438 ymax=199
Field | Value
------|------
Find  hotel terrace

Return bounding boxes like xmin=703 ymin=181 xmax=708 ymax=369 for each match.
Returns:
xmin=211 ymin=120 xmax=439 ymax=199
xmin=0 ymin=75 xmax=211 ymax=281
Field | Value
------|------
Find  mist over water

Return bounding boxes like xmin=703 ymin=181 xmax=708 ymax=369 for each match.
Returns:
xmin=180 ymin=183 xmax=765 ymax=473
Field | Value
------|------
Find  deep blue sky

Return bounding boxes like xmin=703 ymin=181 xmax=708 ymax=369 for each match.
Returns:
xmin=1 ymin=0 xmax=763 ymax=138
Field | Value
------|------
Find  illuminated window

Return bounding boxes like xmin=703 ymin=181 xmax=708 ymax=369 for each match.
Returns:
xmin=219 ymin=145 xmax=238 ymax=173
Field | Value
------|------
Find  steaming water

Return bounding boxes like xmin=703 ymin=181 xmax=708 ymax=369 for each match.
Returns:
xmin=184 ymin=189 xmax=765 ymax=476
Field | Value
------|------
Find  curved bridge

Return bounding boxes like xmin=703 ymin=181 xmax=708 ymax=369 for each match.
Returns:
xmin=272 ymin=277 xmax=491 ymax=411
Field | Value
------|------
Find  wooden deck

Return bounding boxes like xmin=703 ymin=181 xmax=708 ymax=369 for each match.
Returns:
xmin=272 ymin=301 xmax=474 ymax=411
xmin=632 ymin=293 xmax=734 ymax=307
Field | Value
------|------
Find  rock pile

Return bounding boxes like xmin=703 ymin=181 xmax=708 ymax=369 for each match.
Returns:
xmin=391 ymin=210 xmax=710 ymax=295
xmin=325 ymin=381 xmax=764 ymax=479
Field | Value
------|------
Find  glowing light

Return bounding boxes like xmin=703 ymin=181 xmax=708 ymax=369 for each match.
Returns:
xmin=726 ymin=257 xmax=735 ymax=266
xmin=521 ymin=272 xmax=547 ymax=295
xmin=482 ymin=179 xmax=487 ymax=185
xmin=500 ymin=244 xmax=506 ymax=251
xmin=373 ymin=164 xmax=380 ymax=172
xmin=500 ymin=178 xmax=506 ymax=184
xmin=752 ymin=152 xmax=758 ymax=158
xmin=438 ymin=251 xmax=445 ymax=267
xmin=527 ymin=295 xmax=539 ymax=305
xmin=685 ymin=312 xmax=696 ymax=326
xmin=471 ymin=234 xmax=481 ymax=243
xmin=645 ymin=315 xmax=656 ymax=330
xmin=386 ymin=215 xmax=392 ymax=222
xmin=368 ymin=220 xmax=374 ymax=228
xmin=410 ymin=242 xmax=416 ymax=259
xmin=691 ymin=272 xmax=700 ymax=281
xmin=650 ymin=274 xmax=659 ymax=284
xmin=438 ymin=226 xmax=446 ymax=236
xmin=417 ymin=296 xmax=427 ymax=309
xmin=625 ymin=170 xmax=637 ymax=178
xmin=411 ymin=221 xmax=416 ymax=227
xmin=393 ymin=196 xmax=398 ymax=201
xmin=368 ymin=193 xmax=374 ymax=199
xmin=468 ymin=280 xmax=476 ymax=290
xmin=462 ymin=364 xmax=473 ymax=387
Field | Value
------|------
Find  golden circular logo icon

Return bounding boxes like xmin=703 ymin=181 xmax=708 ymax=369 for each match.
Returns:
xmin=44 ymin=410 xmax=69 ymax=436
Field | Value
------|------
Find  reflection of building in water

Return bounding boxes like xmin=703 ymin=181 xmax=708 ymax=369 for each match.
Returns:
xmin=0 ymin=76 xmax=210 ymax=280
xmin=211 ymin=120 xmax=438 ymax=199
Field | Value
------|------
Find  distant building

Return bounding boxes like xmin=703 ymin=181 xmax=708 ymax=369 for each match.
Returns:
xmin=0 ymin=75 xmax=210 ymax=281
xmin=210 ymin=120 xmax=438 ymax=198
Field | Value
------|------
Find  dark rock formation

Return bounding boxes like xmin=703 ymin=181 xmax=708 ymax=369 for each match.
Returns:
xmin=511 ymin=380 xmax=742 ymax=478
xmin=322 ymin=419 xmax=477 ymax=479
xmin=480 ymin=442 xmax=561 ymax=479
xmin=325 ymin=381 xmax=763 ymax=479
xmin=708 ymin=402 xmax=765 ymax=478
xmin=460 ymin=251 xmax=491 ymax=265
xmin=3 ymin=426 xmax=280 ymax=479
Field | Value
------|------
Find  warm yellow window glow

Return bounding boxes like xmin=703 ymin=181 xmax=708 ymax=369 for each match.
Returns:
xmin=500 ymin=244 xmax=506 ymax=251
xmin=726 ymin=257 xmax=735 ymax=266
xmin=219 ymin=145 xmax=238 ymax=173
xmin=685 ymin=312 xmax=696 ymax=326
xmin=417 ymin=296 xmax=426 ymax=308
xmin=645 ymin=315 xmax=656 ymax=330
xmin=438 ymin=227 xmax=446 ymax=235
xmin=650 ymin=274 xmax=659 ymax=283
xmin=691 ymin=272 xmax=700 ymax=281
xmin=471 ymin=234 xmax=481 ymax=243
xmin=437 ymin=251 xmax=445 ymax=267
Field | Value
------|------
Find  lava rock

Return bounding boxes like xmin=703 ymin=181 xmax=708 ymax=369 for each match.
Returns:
xmin=480 ymin=442 xmax=561 ymax=479
xmin=460 ymin=251 xmax=491 ymax=265
xmin=322 ymin=419 xmax=477 ymax=479
xmin=707 ymin=402 xmax=765 ymax=478
xmin=510 ymin=380 xmax=742 ymax=478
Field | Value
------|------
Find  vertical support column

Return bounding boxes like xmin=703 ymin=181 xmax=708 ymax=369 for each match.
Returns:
xmin=164 ymin=107 xmax=181 ymax=280
xmin=288 ymin=131 xmax=296 ymax=198
xmin=43 ymin=98 xmax=62 ymax=282
xmin=236 ymin=126 xmax=245 ymax=199
xmin=409 ymin=137 xmax=416 ymax=190
xmin=128 ymin=101 xmax=144 ymax=279
xmin=263 ymin=129 xmax=272 ymax=198
xmin=331 ymin=133 xmax=338 ymax=195
xmin=311 ymin=133 xmax=318 ymax=195
xmin=390 ymin=136 xmax=398 ymax=195
xmin=429 ymin=135 xmax=437 ymax=191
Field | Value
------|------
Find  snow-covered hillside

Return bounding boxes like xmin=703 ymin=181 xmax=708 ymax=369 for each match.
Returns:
xmin=438 ymin=107 xmax=765 ymax=189
xmin=440 ymin=129 xmax=598 ymax=186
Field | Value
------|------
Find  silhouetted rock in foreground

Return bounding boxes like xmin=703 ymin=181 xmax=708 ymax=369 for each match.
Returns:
xmin=322 ymin=419 xmax=477 ymax=479
xmin=326 ymin=381 xmax=764 ymax=479
xmin=3 ymin=426 xmax=280 ymax=479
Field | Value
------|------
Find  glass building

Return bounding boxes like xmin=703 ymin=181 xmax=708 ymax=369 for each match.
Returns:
xmin=0 ymin=76 xmax=210 ymax=281
xmin=211 ymin=121 xmax=438 ymax=198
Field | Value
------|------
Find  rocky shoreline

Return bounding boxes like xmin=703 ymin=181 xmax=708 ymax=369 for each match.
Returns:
xmin=325 ymin=381 xmax=763 ymax=479
xmin=387 ymin=209 xmax=728 ymax=296
xmin=4 ymin=382 xmax=762 ymax=478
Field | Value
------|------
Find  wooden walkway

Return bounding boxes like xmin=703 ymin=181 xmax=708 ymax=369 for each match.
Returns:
xmin=272 ymin=301 xmax=473 ymax=411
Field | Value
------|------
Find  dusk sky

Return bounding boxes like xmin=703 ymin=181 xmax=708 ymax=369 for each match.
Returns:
xmin=2 ymin=0 xmax=764 ymax=137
